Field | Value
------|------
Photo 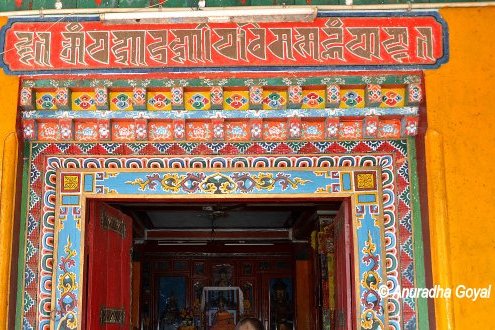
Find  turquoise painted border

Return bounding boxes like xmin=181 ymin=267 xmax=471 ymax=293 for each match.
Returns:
xmin=22 ymin=107 xmax=418 ymax=120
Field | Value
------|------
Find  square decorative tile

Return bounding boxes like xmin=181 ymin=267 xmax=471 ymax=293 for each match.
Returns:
xmin=407 ymin=83 xmax=422 ymax=105
xmin=225 ymin=121 xmax=250 ymax=141
xmin=302 ymin=119 xmax=325 ymax=140
xmin=72 ymin=92 xmax=97 ymax=111
xmin=224 ymin=91 xmax=249 ymax=110
xmin=288 ymin=118 xmax=302 ymax=139
xmin=94 ymin=87 xmax=108 ymax=109
xmin=288 ymin=85 xmax=303 ymax=107
xmin=186 ymin=121 xmax=212 ymax=141
xmin=402 ymin=116 xmax=419 ymax=136
xmin=380 ymin=88 xmax=405 ymax=108
xmin=112 ymin=121 xmax=136 ymax=141
xmin=22 ymin=119 xmax=36 ymax=140
xmin=340 ymin=89 xmax=365 ymax=108
xmin=185 ymin=91 xmax=211 ymax=111
xmin=366 ymin=84 xmax=382 ymax=106
xmin=326 ymin=84 xmax=340 ymax=107
xmin=38 ymin=121 xmax=60 ymax=140
xmin=338 ymin=121 xmax=363 ymax=139
xmin=210 ymin=86 xmax=223 ymax=110
xmin=302 ymin=89 xmax=325 ymax=109
xmin=378 ymin=119 xmax=401 ymax=138
xmin=147 ymin=91 xmax=172 ymax=111
xmin=110 ymin=92 xmax=134 ymax=111
xmin=35 ymin=91 xmax=57 ymax=110
xmin=132 ymin=87 xmax=147 ymax=109
xmin=149 ymin=121 xmax=174 ymax=141
xmin=354 ymin=171 xmax=377 ymax=191
xmin=364 ymin=116 xmax=379 ymax=138
xmin=20 ymin=87 xmax=34 ymax=110
xmin=173 ymin=120 xmax=186 ymax=140
xmin=263 ymin=120 xmax=287 ymax=140
xmin=262 ymin=90 xmax=287 ymax=110
xmin=74 ymin=121 xmax=99 ymax=141
xmin=326 ymin=118 xmax=339 ymax=139
xmin=61 ymin=173 xmax=81 ymax=193
xmin=249 ymin=86 xmax=263 ymax=109
xmin=212 ymin=119 xmax=225 ymax=140
xmin=55 ymin=88 xmax=70 ymax=109
xmin=97 ymin=120 xmax=110 ymax=140
xmin=171 ymin=87 xmax=184 ymax=109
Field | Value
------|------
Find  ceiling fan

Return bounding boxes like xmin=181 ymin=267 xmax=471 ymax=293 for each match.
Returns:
xmin=200 ymin=203 xmax=246 ymax=220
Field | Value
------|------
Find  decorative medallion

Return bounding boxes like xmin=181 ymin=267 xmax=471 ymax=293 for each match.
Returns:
xmin=72 ymin=92 xmax=96 ymax=110
xmin=147 ymin=92 xmax=172 ymax=110
xmin=341 ymin=90 xmax=365 ymax=108
xmin=110 ymin=92 xmax=133 ymax=111
xmin=262 ymin=91 xmax=287 ymax=110
xmin=186 ymin=92 xmax=211 ymax=111
xmin=381 ymin=89 xmax=405 ymax=107
xmin=35 ymin=92 xmax=57 ymax=110
xmin=302 ymin=90 xmax=325 ymax=109
xmin=224 ymin=91 xmax=249 ymax=110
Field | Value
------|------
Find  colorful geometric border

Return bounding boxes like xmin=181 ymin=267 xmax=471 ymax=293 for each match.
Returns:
xmin=20 ymin=74 xmax=423 ymax=143
xmin=17 ymin=139 xmax=420 ymax=330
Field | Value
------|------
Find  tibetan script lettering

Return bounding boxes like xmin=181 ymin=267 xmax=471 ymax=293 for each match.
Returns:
xmin=1 ymin=15 xmax=446 ymax=73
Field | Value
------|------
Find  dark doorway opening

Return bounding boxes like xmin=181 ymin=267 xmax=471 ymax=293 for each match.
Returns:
xmin=83 ymin=200 xmax=355 ymax=330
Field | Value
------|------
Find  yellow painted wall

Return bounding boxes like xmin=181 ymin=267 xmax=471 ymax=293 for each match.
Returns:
xmin=0 ymin=16 xmax=20 ymax=330
xmin=0 ymin=7 xmax=495 ymax=330
xmin=425 ymin=7 xmax=495 ymax=329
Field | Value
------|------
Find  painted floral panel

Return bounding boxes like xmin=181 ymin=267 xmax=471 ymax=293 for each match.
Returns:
xmin=72 ymin=92 xmax=97 ymax=111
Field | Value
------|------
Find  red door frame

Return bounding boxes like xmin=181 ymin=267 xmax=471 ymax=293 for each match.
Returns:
xmin=81 ymin=197 xmax=356 ymax=330
xmin=333 ymin=199 xmax=356 ymax=329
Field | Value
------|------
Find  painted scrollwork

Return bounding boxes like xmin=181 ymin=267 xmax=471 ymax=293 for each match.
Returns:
xmin=126 ymin=172 xmax=309 ymax=194
xmin=56 ymin=236 xmax=78 ymax=329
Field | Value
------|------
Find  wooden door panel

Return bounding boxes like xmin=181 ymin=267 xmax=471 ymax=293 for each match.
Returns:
xmin=85 ymin=201 xmax=133 ymax=329
xmin=333 ymin=201 xmax=353 ymax=329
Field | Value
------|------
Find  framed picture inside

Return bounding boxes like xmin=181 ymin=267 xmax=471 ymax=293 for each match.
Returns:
xmin=158 ymin=276 xmax=186 ymax=329
xmin=269 ymin=278 xmax=294 ymax=330
xmin=202 ymin=287 xmax=242 ymax=328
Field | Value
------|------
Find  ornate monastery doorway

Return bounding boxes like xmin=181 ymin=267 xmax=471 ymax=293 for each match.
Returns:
xmin=3 ymin=9 xmax=446 ymax=329
xmin=15 ymin=71 xmax=426 ymax=330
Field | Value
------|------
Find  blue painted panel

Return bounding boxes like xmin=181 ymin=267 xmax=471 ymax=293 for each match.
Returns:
xmin=342 ymin=173 xmax=351 ymax=191
xmin=61 ymin=195 xmax=80 ymax=205
xmin=358 ymin=194 xmax=376 ymax=203
xmin=22 ymin=107 xmax=419 ymax=120
xmin=83 ymin=174 xmax=94 ymax=192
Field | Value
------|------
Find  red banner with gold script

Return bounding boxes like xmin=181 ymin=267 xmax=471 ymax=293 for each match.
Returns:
xmin=0 ymin=13 xmax=447 ymax=74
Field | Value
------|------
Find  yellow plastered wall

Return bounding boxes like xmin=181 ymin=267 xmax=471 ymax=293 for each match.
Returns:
xmin=0 ymin=16 xmax=20 ymax=330
xmin=425 ymin=7 xmax=495 ymax=329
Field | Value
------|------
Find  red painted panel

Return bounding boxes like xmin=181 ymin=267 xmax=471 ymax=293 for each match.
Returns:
xmin=1 ymin=15 xmax=446 ymax=73
xmin=85 ymin=201 xmax=133 ymax=329
xmin=333 ymin=201 xmax=354 ymax=329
